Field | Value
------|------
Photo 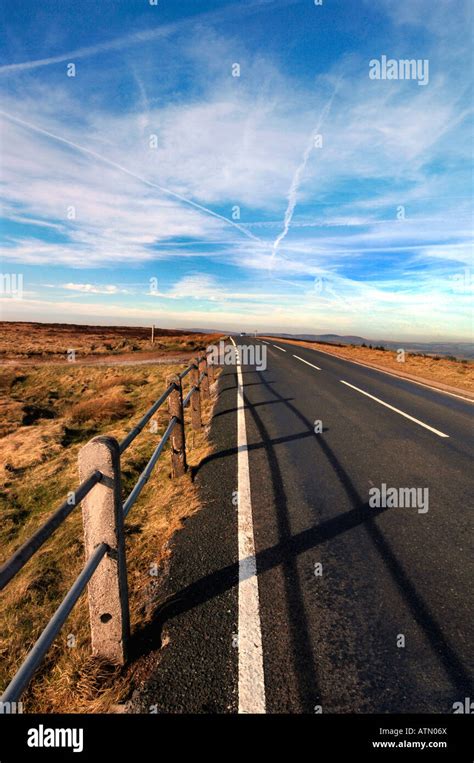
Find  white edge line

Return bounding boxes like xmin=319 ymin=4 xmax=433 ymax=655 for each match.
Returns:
xmin=272 ymin=344 xmax=286 ymax=352
xmin=230 ymin=337 xmax=266 ymax=714
xmin=291 ymin=343 xmax=473 ymax=403
xmin=339 ymin=380 xmax=450 ymax=438
xmin=293 ymin=354 xmax=321 ymax=371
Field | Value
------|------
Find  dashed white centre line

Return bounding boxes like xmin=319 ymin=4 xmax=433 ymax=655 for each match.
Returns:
xmin=261 ymin=340 xmax=270 ymax=345
xmin=230 ymin=338 xmax=266 ymax=714
xmin=293 ymin=354 xmax=321 ymax=371
xmin=306 ymin=344 xmax=473 ymax=402
xmin=272 ymin=344 xmax=286 ymax=352
xmin=339 ymin=380 xmax=450 ymax=438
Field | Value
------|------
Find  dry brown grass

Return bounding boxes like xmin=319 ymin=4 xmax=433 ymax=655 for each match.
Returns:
xmin=0 ymin=321 xmax=222 ymax=361
xmin=0 ymin=421 xmax=65 ymax=485
xmin=261 ymin=337 xmax=474 ymax=395
xmin=0 ymin=351 xmax=221 ymax=713
xmin=68 ymin=388 xmax=131 ymax=424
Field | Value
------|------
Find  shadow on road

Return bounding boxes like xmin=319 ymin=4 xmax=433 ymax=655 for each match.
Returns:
xmin=254 ymin=368 xmax=473 ymax=700
xmin=131 ymin=365 xmax=472 ymax=705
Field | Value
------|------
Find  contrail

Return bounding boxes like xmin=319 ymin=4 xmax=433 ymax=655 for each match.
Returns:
xmin=130 ymin=66 xmax=151 ymax=134
xmin=269 ymin=82 xmax=341 ymax=275
xmin=0 ymin=0 xmax=291 ymax=75
xmin=0 ymin=24 xmax=181 ymax=75
xmin=0 ymin=109 xmax=265 ymax=246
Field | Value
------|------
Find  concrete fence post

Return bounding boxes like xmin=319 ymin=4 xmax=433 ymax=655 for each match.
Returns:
xmin=167 ymin=375 xmax=187 ymax=476
xmin=78 ymin=436 xmax=129 ymax=665
xmin=190 ymin=364 xmax=202 ymax=430
xmin=199 ymin=356 xmax=210 ymax=400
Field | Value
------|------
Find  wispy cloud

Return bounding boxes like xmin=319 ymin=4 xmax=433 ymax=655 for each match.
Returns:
xmin=0 ymin=0 xmax=472 ymax=339
xmin=0 ymin=0 xmax=276 ymax=75
xmin=61 ymin=283 xmax=130 ymax=295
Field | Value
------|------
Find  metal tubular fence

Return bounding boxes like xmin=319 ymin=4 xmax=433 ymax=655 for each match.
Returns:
xmin=0 ymin=348 xmax=217 ymax=704
xmin=0 ymin=470 xmax=103 ymax=591
xmin=118 ymin=383 xmax=175 ymax=454
xmin=1 ymin=543 xmax=109 ymax=704
xmin=122 ymin=416 xmax=177 ymax=519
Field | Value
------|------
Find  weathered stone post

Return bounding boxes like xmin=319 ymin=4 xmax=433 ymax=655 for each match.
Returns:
xmin=167 ymin=375 xmax=187 ymax=476
xmin=199 ymin=356 xmax=209 ymax=400
xmin=190 ymin=364 xmax=201 ymax=430
xmin=78 ymin=436 xmax=129 ymax=665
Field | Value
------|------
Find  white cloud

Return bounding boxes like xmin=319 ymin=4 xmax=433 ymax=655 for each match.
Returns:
xmin=0 ymin=6 xmax=472 ymax=339
xmin=62 ymin=283 xmax=130 ymax=295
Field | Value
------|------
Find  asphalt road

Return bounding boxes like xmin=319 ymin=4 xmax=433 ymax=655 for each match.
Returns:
xmin=131 ymin=337 xmax=473 ymax=714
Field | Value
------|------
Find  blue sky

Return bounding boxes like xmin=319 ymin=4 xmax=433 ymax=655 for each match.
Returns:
xmin=0 ymin=0 xmax=472 ymax=340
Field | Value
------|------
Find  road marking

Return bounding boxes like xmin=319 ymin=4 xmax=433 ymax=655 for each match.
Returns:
xmin=293 ymin=354 xmax=321 ymax=371
xmin=339 ymin=380 xmax=450 ymax=438
xmin=261 ymin=340 xmax=270 ymax=345
xmin=230 ymin=338 xmax=266 ymax=714
xmin=272 ymin=344 xmax=286 ymax=352
xmin=293 ymin=343 xmax=473 ymax=403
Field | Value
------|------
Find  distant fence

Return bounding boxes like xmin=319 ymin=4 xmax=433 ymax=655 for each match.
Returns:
xmin=0 ymin=349 xmax=218 ymax=704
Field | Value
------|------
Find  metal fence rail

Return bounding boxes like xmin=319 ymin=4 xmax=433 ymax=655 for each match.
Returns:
xmin=118 ymin=383 xmax=175 ymax=454
xmin=1 ymin=543 xmax=109 ymax=704
xmin=123 ymin=415 xmax=177 ymax=519
xmin=0 ymin=346 xmax=218 ymax=704
xmin=0 ymin=470 xmax=103 ymax=591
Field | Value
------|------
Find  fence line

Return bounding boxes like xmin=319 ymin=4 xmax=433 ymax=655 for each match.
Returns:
xmin=1 ymin=544 xmax=109 ymax=704
xmin=0 ymin=470 xmax=102 ymax=591
xmin=0 ymin=348 xmax=217 ymax=704
xmin=122 ymin=415 xmax=177 ymax=519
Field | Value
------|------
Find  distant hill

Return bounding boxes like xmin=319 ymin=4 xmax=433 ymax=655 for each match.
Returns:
xmin=178 ymin=328 xmax=223 ymax=334
xmin=263 ymin=333 xmax=474 ymax=360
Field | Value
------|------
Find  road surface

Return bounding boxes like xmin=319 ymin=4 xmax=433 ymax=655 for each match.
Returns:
xmin=130 ymin=337 xmax=473 ymax=714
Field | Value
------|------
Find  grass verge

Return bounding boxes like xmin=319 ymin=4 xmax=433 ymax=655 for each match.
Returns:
xmin=0 ymin=361 xmax=219 ymax=712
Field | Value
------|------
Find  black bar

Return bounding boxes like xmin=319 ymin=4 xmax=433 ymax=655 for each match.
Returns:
xmin=0 ymin=713 xmax=471 ymax=761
